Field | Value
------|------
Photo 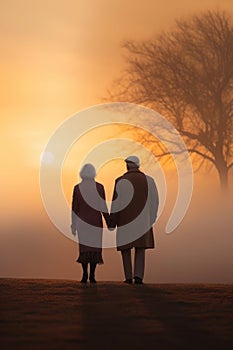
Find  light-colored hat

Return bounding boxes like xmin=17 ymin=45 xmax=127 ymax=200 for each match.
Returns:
xmin=124 ymin=155 xmax=140 ymax=166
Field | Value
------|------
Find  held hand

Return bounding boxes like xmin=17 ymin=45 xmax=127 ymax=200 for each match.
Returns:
xmin=107 ymin=221 xmax=116 ymax=231
xmin=71 ymin=225 xmax=76 ymax=236
xmin=107 ymin=216 xmax=116 ymax=232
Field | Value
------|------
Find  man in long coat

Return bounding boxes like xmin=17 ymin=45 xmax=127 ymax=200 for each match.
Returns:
xmin=110 ymin=156 xmax=159 ymax=284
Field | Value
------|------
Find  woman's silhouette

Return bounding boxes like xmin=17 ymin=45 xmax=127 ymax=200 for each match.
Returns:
xmin=71 ymin=164 xmax=110 ymax=283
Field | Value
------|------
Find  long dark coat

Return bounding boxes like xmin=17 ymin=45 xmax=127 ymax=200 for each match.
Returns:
xmin=110 ymin=169 xmax=159 ymax=251
xmin=72 ymin=180 xmax=109 ymax=253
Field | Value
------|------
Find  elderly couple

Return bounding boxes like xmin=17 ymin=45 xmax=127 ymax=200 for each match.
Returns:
xmin=71 ymin=156 xmax=159 ymax=284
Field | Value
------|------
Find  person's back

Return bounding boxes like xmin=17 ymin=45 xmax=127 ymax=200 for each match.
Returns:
xmin=74 ymin=180 xmax=106 ymax=227
xmin=71 ymin=164 xmax=110 ymax=283
xmin=112 ymin=168 xmax=149 ymax=227
xmin=110 ymin=156 xmax=159 ymax=284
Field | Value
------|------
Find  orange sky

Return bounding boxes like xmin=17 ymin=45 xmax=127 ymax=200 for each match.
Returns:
xmin=0 ymin=0 xmax=233 ymax=282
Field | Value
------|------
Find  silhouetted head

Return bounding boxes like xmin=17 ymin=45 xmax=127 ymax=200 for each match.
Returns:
xmin=125 ymin=155 xmax=140 ymax=170
xmin=80 ymin=163 xmax=96 ymax=180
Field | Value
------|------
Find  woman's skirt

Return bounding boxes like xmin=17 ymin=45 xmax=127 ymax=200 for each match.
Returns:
xmin=77 ymin=251 xmax=103 ymax=264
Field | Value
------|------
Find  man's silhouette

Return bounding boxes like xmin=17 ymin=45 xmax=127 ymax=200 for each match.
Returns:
xmin=110 ymin=156 xmax=159 ymax=284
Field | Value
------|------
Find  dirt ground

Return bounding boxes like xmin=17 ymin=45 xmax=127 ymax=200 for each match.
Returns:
xmin=0 ymin=278 xmax=232 ymax=349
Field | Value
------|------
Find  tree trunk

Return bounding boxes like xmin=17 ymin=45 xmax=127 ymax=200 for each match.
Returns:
xmin=216 ymin=163 xmax=228 ymax=192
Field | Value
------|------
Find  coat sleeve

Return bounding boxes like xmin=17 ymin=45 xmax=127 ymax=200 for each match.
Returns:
xmin=97 ymin=184 xmax=111 ymax=227
xmin=109 ymin=180 xmax=119 ymax=229
xmin=148 ymin=177 xmax=159 ymax=225
xmin=71 ymin=186 xmax=79 ymax=230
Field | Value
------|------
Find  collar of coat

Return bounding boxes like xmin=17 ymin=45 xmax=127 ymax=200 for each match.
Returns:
xmin=125 ymin=168 xmax=143 ymax=174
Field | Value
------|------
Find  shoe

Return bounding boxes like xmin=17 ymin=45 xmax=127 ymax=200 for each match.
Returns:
xmin=124 ymin=279 xmax=133 ymax=284
xmin=80 ymin=277 xmax=88 ymax=283
xmin=134 ymin=277 xmax=143 ymax=284
xmin=89 ymin=277 xmax=96 ymax=283
xmin=80 ymin=272 xmax=88 ymax=283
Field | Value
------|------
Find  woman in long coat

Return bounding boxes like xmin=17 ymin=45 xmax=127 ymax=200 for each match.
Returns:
xmin=71 ymin=164 xmax=110 ymax=283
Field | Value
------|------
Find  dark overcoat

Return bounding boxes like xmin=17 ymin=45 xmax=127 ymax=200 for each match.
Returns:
xmin=72 ymin=180 xmax=109 ymax=253
xmin=110 ymin=169 xmax=159 ymax=251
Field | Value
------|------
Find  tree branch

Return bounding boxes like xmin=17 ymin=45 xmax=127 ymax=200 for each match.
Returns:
xmin=104 ymin=10 xmax=233 ymax=189
xmin=187 ymin=148 xmax=215 ymax=164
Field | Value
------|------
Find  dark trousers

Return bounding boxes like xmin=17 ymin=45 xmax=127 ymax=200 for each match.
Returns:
xmin=121 ymin=248 xmax=145 ymax=280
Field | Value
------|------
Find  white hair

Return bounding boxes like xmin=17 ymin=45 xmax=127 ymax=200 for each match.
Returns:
xmin=79 ymin=163 xmax=96 ymax=179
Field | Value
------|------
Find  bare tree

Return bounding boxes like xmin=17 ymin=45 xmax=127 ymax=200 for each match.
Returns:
xmin=106 ymin=11 xmax=233 ymax=190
